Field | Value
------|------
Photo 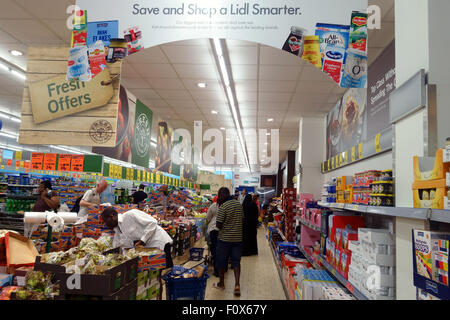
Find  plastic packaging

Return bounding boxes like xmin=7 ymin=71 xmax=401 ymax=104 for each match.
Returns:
xmin=302 ymin=35 xmax=322 ymax=69
xmin=67 ymin=46 xmax=92 ymax=82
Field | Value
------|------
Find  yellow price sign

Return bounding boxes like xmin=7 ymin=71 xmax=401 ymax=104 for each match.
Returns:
xmin=322 ymin=162 xmax=324 ymax=172
xmin=358 ymin=143 xmax=363 ymax=159
xmin=339 ymin=154 xmax=343 ymax=166
xmin=327 ymin=159 xmax=331 ymax=171
xmin=331 ymin=157 xmax=335 ymax=169
xmin=156 ymin=174 xmax=161 ymax=184
xmin=375 ymin=133 xmax=381 ymax=153
xmin=351 ymin=146 xmax=356 ymax=162
xmin=344 ymin=151 xmax=348 ymax=164
xmin=16 ymin=151 xmax=23 ymax=160
xmin=336 ymin=155 xmax=339 ymax=167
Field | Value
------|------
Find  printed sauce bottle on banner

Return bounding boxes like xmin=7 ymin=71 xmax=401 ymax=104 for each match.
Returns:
xmin=282 ymin=26 xmax=307 ymax=57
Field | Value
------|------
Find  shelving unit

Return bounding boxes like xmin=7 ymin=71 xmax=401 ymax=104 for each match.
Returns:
xmin=297 ymin=245 xmax=322 ymax=270
xmin=269 ymin=243 xmax=289 ymax=300
xmin=296 ymin=216 xmax=321 ymax=232
xmin=317 ymin=201 xmax=450 ymax=224
xmin=317 ymin=256 xmax=369 ymax=300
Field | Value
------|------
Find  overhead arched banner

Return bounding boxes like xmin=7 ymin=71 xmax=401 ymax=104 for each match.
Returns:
xmin=76 ymin=0 xmax=369 ymax=87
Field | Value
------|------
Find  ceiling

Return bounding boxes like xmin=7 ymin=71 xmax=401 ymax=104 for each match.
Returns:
xmin=0 ymin=0 xmax=395 ymax=173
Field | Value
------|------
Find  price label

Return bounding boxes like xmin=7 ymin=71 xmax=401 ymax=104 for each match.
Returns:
xmin=15 ymin=151 xmax=23 ymax=160
xmin=344 ymin=151 xmax=348 ymax=164
xmin=322 ymin=162 xmax=324 ymax=172
xmin=331 ymin=157 xmax=335 ymax=169
xmin=444 ymin=148 xmax=450 ymax=163
xmin=331 ymin=269 xmax=336 ymax=276
xmin=346 ymin=282 xmax=355 ymax=293
xmin=24 ymin=161 xmax=30 ymax=169
xmin=375 ymin=133 xmax=381 ymax=153
xmin=15 ymin=160 xmax=20 ymax=168
xmin=358 ymin=143 xmax=363 ymax=159
xmin=6 ymin=159 xmax=12 ymax=167
xmin=338 ymin=203 xmax=345 ymax=209
xmin=351 ymin=146 xmax=356 ymax=162
xmin=71 ymin=155 xmax=84 ymax=172
xmin=352 ymin=205 xmax=359 ymax=211
xmin=339 ymin=154 xmax=343 ymax=166
xmin=31 ymin=153 xmax=44 ymax=170
xmin=58 ymin=154 xmax=72 ymax=171
xmin=43 ymin=153 xmax=57 ymax=171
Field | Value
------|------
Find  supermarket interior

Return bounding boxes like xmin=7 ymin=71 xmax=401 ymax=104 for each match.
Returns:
xmin=0 ymin=0 xmax=449 ymax=304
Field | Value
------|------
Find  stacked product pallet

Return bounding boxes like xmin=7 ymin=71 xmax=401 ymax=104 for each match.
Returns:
xmin=347 ymin=229 xmax=396 ymax=300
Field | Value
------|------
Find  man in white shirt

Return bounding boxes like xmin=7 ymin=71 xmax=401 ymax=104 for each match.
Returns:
xmin=101 ymin=207 xmax=174 ymax=268
xmin=77 ymin=179 xmax=108 ymax=223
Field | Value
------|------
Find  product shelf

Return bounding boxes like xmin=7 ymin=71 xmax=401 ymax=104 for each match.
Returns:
xmin=277 ymin=228 xmax=286 ymax=241
xmin=296 ymin=216 xmax=321 ymax=232
xmin=269 ymin=242 xmax=289 ymax=300
xmin=317 ymin=202 xmax=450 ymax=224
xmin=317 ymin=255 xmax=369 ymax=300
xmin=7 ymin=184 xmax=39 ymax=188
xmin=297 ymin=245 xmax=322 ymax=270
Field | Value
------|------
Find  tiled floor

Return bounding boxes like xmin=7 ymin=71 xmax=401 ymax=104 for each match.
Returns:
xmin=167 ymin=227 xmax=287 ymax=300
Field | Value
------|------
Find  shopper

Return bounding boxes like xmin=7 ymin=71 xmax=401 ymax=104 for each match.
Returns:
xmin=101 ymin=207 xmax=174 ymax=268
xmin=213 ymin=187 xmax=244 ymax=297
xmin=242 ymin=194 xmax=259 ymax=256
xmin=77 ymin=179 xmax=108 ymax=223
xmin=33 ymin=180 xmax=60 ymax=212
xmin=132 ymin=184 xmax=148 ymax=206
xmin=233 ymin=189 xmax=239 ymax=200
xmin=206 ymin=196 xmax=219 ymax=277
xmin=239 ymin=188 xmax=247 ymax=204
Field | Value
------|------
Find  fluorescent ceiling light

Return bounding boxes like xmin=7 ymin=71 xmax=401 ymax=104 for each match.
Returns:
xmin=0 ymin=63 xmax=8 ymax=71
xmin=220 ymin=127 xmax=226 ymax=131
xmin=9 ymin=50 xmax=23 ymax=56
xmin=197 ymin=82 xmax=207 ymax=88
xmin=267 ymin=118 xmax=274 ymax=122
xmin=212 ymin=38 xmax=250 ymax=173
xmin=211 ymin=110 xmax=218 ymax=115
xmin=0 ymin=111 xmax=21 ymax=123
xmin=0 ymin=131 xmax=18 ymax=139
xmin=10 ymin=70 xmax=26 ymax=81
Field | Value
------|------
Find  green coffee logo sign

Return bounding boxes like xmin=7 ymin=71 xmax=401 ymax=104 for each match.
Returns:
xmin=135 ymin=113 xmax=151 ymax=157
xmin=29 ymin=69 xmax=113 ymax=124
xmin=131 ymin=99 xmax=153 ymax=167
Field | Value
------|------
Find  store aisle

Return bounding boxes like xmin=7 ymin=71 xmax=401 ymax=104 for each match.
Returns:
xmin=205 ymin=228 xmax=286 ymax=300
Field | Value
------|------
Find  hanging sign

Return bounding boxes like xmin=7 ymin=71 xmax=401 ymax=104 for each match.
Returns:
xmin=77 ymin=0 xmax=367 ymax=88
xmin=28 ymin=70 xmax=114 ymax=124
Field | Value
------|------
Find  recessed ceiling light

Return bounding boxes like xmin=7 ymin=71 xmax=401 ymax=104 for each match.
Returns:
xmin=267 ymin=118 xmax=274 ymax=122
xmin=220 ymin=127 xmax=225 ymax=130
xmin=266 ymin=133 xmax=271 ymax=136
xmin=9 ymin=50 xmax=23 ymax=56
xmin=197 ymin=82 xmax=207 ymax=88
xmin=211 ymin=110 xmax=218 ymax=114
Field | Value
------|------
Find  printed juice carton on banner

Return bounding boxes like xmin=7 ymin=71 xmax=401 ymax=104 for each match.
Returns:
xmin=349 ymin=11 xmax=368 ymax=52
xmin=71 ymin=10 xmax=88 ymax=48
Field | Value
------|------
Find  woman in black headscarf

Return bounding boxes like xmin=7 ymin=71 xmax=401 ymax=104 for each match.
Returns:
xmin=242 ymin=194 xmax=259 ymax=256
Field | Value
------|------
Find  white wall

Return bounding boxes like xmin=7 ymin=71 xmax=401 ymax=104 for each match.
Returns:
xmin=394 ymin=0 xmax=430 ymax=300
xmin=427 ymin=0 xmax=450 ymax=148
xmin=298 ymin=117 xmax=326 ymax=199
xmin=395 ymin=0 xmax=429 ymax=87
